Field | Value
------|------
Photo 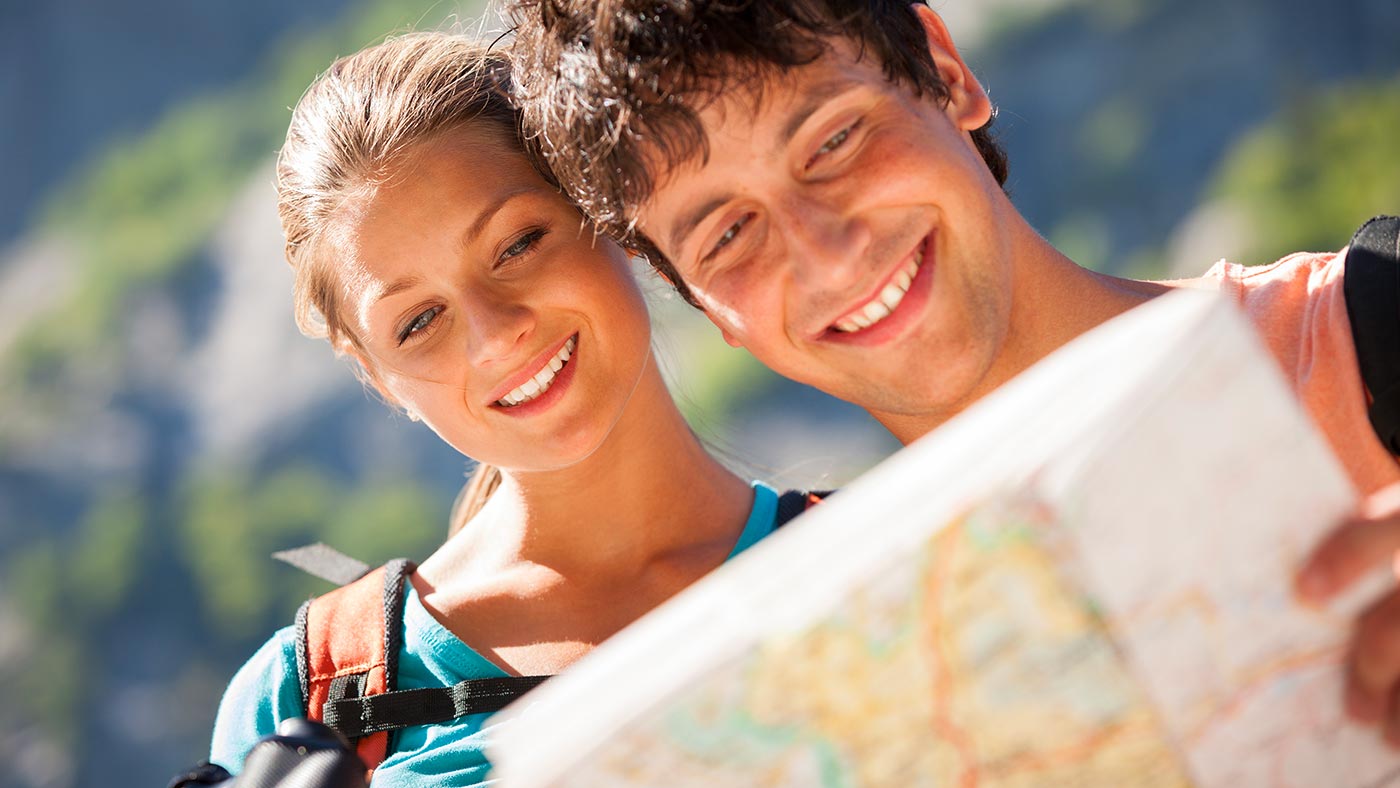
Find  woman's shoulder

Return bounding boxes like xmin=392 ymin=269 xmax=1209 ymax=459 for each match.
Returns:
xmin=209 ymin=626 xmax=304 ymax=772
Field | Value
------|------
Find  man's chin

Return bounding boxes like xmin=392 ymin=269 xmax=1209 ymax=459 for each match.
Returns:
xmin=828 ymin=378 xmax=944 ymax=418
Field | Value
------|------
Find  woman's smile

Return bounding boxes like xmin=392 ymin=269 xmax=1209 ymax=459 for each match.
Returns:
xmin=491 ymin=333 xmax=580 ymax=416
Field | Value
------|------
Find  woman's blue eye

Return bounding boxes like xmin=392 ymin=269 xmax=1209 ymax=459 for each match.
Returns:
xmin=707 ymin=213 xmax=753 ymax=260
xmin=397 ymin=305 xmax=442 ymax=346
xmin=500 ymin=229 xmax=547 ymax=263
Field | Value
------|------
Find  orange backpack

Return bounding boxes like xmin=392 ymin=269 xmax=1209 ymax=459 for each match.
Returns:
xmin=278 ymin=488 xmax=829 ymax=773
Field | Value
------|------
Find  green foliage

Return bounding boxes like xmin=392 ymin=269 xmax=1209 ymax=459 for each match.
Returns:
xmin=0 ymin=0 xmax=484 ymax=772
xmin=10 ymin=632 xmax=86 ymax=748
xmin=4 ymin=489 xmax=146 ymax=628
xmin=177 ymin=464 xmax=445 ymax=638
xmin=675 ymin=343 xmax=778 ymax=430
xmin=1050 ymin=211 xmax=1113 ymax=272
xmin=3 ymin=538 xmax=75 ymax=746
xmin=71 ymin=490 xmax=148 ymax=618
xmin=6 ymin=539 xmax=65 ymax=630
xmin=322 ymin=480 xmax=442 ymax=566
xmin=1 ymin=468 xmax=444 ymax=750
xmin=1 ymin=489 xmax=147 ymax=747
xmin=7 ymin=0 xmax=473 ymax=381
xmin=1079 ymin=98 xmax=1148 ymax=176
xmin=178 ymin=466 xmax=332 ymax=636
xmin=1211 ymin=75 xmax=1400 ymax=263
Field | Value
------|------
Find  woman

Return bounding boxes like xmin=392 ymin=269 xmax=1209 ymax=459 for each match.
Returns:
xmin=208 ymin=32 xmax=796 ymax=784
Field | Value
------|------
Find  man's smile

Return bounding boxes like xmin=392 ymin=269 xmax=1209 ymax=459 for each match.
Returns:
xmin=830 ymin=240 xmax=927 ymax=333
xmin=815 ymin=233 xmax=935 ymax=347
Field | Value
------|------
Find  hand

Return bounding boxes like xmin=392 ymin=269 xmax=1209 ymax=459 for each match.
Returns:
xmin=1297 ymin=483 xmax=1400 ymax=745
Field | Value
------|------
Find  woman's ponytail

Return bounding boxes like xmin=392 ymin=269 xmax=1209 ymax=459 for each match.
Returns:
xmin=448 ymin=462 xmax=502 ymax=536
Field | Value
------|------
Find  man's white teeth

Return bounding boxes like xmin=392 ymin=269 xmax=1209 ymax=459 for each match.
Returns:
xmin=833 ymin=249 xmax=923 ymax=333
xmin=498 ymin=337 xmax=575 ymax=407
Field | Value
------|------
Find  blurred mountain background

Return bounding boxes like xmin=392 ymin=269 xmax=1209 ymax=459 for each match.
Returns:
xmin=0 ymin=0 xmax=1396 ymax=784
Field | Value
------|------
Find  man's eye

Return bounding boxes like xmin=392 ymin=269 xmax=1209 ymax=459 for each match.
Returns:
xmin=706 ymin=213 xmax=754 ymax=260
xmin=397 ymin=305 xmax=443 ymax=346
xmin=806 ymin=120 xmax=861 ymax=170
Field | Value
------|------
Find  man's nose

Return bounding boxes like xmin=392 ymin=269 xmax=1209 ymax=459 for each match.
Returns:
xmin=776 ymin=191 xmax=872 ymax=293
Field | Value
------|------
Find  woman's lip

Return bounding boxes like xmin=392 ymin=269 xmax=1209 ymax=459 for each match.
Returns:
xmin=486 ymin=333 xmax=576 ymax=406
xmin=490 ymin=336 xmax=580 ymax=417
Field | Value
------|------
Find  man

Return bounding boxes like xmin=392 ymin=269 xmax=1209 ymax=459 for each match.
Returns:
xmin=510 ymin=0 xmax=1400 ymax=742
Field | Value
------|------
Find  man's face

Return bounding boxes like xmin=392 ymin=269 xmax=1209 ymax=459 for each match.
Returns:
xmin=635 ymin=9 xmax=1015 ymax=425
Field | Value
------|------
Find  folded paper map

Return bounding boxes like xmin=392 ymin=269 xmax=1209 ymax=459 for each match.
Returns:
xmin=490 ymin=291 xmax=1400 ymax=787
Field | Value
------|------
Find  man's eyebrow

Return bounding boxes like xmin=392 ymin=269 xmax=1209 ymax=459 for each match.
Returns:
xmin=778 ymin=79 xmax=863 ymax=148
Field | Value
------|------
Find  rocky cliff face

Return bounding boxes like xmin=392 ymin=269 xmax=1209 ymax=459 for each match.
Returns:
xmin=976 ymin=0 xmax=1400 ymax=272
xmin=0 ymin=0 xmax=353 ymax=246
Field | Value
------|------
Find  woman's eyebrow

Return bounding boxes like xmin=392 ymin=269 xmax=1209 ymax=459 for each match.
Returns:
xmin=374 ymin=276 xmax=423 ymax=305
xmin=461 ymin=184 xmax=549 ymax=251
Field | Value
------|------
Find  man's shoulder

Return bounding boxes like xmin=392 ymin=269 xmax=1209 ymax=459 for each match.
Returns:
xmin=1198 ymin=249 xmax=1343 ymax=293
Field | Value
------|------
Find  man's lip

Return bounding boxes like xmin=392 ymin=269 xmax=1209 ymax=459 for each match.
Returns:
xmin=486 ymin=333 xmax=576 ymax=405
xmin=811 ymin=234 xmax=931 ymax=339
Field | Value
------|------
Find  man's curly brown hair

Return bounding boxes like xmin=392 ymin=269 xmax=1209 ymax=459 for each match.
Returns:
xmin=508 ymin=0 xmax=1008 ymax=306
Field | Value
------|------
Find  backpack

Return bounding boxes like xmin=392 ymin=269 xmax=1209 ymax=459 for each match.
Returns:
xmin=276 ymin=488 xmax=830 ymax=774
xmin=1343 ymin=215 xmax=1400 ymax=453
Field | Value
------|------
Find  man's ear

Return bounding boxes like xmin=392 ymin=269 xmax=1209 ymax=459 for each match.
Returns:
xmin=720 ymin=328 xmax=743 ymax=349
xmin=911 ymin=4 xmax=992 ymax=131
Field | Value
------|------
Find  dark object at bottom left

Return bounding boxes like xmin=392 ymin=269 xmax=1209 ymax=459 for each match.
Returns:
xmin=167 ymin=718 xmax=368 ymax=788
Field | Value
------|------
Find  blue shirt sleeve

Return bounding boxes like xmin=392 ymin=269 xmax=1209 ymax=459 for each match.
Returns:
xmin=209 ymin=626 xmax=305 ymax=773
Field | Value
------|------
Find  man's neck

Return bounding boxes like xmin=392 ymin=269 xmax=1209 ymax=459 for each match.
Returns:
xmin=877 ymin=225 xmax=1172 ymax=445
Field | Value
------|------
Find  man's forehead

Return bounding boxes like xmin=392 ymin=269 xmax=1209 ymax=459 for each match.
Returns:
xmin=645 ymin=39 xmax=880 ymax=172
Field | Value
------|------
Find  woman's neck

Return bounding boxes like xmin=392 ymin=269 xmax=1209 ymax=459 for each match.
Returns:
xmin=424 ymin=351 xmax=754 ymax=584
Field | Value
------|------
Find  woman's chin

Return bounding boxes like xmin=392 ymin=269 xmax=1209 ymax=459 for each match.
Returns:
xmin=482 ymin=428 xmax=616 ymax=476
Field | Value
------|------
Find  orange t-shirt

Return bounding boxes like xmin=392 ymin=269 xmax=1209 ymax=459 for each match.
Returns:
xmin=1200 ymin=250 xmax=1400 ymax=496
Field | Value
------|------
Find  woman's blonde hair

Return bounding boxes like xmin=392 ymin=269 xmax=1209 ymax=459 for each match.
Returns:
xmin=277 ymin=31 xmax=522 ymax=533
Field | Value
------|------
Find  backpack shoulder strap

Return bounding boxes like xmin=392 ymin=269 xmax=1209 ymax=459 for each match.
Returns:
xmin=295 ymin=557 xmax=551 ymax=775
xmin=298 ymin=557 xmax=414 ymax=774
xmin=774 ymin=489 xmax=832 ymax=529
xmin=1343 ymin=215 xmax=1400 ymax=453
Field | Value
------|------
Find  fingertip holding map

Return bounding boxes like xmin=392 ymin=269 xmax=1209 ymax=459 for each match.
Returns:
xmin=1295 ymin=567 xmax=1331 ymax=608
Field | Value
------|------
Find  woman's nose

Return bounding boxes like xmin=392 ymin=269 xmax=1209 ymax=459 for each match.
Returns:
xmin=461 ymin=297 xmax=536 ymax=367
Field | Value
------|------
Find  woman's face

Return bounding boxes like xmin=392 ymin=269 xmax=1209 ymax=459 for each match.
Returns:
xmin=330 ymin=128 xmax=653 ymax=471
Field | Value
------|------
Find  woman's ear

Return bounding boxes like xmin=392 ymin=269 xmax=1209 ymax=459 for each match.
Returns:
xmin=337 ymin=338 xmax=401 ymax=407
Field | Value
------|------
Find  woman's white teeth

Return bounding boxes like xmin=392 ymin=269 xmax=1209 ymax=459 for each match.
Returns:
xmin=498 ymin=337 xmax=575 ymax=407
xmin=834 ymin=249 xmax=923 ymax=333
